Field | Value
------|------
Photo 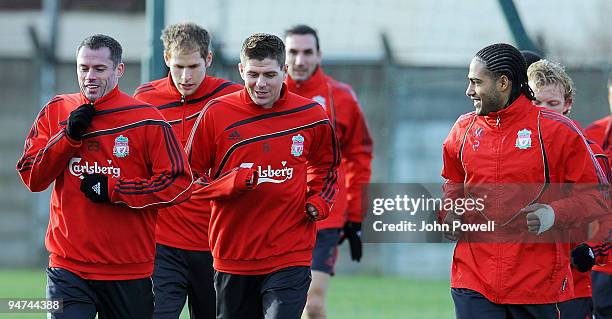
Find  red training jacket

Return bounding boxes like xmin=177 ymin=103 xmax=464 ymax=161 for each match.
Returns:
xmin=134 ymin=74 xmax=241 ymax=250
xmin=584 ymin=116 xmax=612 ymax=274
xmin=286 ymin=67 xmax=373 ymax=229
xmin=16 ymin=86 xmax=193 ymax=280
xmin=441 ymin=95 xmax=608 ymax=304
xmin=186 ymin=86 xmax=340 ymax=275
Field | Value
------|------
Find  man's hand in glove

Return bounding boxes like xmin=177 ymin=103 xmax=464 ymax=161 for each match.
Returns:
xmin=80 ymin=173 xmax=109 ymax=203
xmin=338 ymin=221 xmax=362 ymax=262
xmin=571 ymin=243 xmax=596 ymax=272
xmin=66 ymin=103 xmax=95 ymax=140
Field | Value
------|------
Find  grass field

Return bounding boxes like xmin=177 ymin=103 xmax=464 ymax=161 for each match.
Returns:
xmin=0 ymin=270 xmax=454 ymax=318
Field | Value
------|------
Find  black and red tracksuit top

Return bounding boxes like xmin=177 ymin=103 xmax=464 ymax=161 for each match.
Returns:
xmin=134 ymin=75 xmax=242 ymax=251
xmin=17 ymin=86 xmax=193 ymax=280
xmin=186 ymin=86 xmax=340 ymax=275
xmin=442 ymin=95 xmax=608 ymax=303
xmin=286 ymin=67 xmax=373 ymax=229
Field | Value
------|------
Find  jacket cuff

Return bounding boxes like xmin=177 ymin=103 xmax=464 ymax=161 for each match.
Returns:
xmin=234 ymin=167 xmax=258 ymax=192
xmin=63 ymin=129 xmax=83 ymax=147
xmin=306 ymin=195 xmax=330 ymax=221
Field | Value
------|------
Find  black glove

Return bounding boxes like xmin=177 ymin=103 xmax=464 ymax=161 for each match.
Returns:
xmin=338 ymin=221 xmax=362 ymax=262
xmin=66 ymin=103 xmax=95 ymax=140
xmin=80 ymin=173 xmax=109 ymax=203
xmin=571 ymin=243 xmax=596 ymax=272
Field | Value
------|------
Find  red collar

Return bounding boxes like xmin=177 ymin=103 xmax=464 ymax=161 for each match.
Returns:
xmin=285 ymin=66 xmax=326 ymax=93
xmin=79 ymin=85 xmax=120 ymax=108
xmin=165 ymin=72 xmax=212 ymax=101
xmin=481 ymin=94 xmax=533 ymax=126
xmin=240 ymin=83 xmax=289 ymax=110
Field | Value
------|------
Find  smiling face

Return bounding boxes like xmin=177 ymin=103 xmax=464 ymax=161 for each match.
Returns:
xmin=239 ymin=58 xmax=287 ymax=109
xmin=466 ymin=58 xmax=507 ymax=116
xmin=77 ymin=46 xmax=124 ymax=102
xmin=285 ymin=34 xmax=321 ymax=82
xmin=165 ymin=50 xmax=212 ymax=96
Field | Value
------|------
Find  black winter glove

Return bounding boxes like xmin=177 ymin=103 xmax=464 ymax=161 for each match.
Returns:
xmin=571 ymin=243 xmax=596 ymax=272
xmin=66 ymin=103 xmax=95 ymax=140
xmin=80 ymin=173 xmax=109 ymax=203
xmin=338 ymin=221 xmax=362 ymax=262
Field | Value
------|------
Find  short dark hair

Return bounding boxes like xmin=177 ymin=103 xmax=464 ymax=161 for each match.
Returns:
xmin=161 ymin=22 xmax=210 ymax=59
xmin=77 ymin=34 xmax=122 ymax=68
xmin=520 ymin=50 xmax=542 ymax=69
xmin=240 ymin=33 xmax=285 ymax=67
xmin=284 ymin=24 xmax=320 ymax=51
xmin=475 ymin=43 xmax=535 ymax=103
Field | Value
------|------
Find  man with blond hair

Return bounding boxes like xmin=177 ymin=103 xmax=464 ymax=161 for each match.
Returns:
xmin=527 ymin=59 xmax=575 ymax=116
xmin=527 ymin=58 xmax=612 ymax=319
xmin=134 ymin=22 xmax=241 ymax=319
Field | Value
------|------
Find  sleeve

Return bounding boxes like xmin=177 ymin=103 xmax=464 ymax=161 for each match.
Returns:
xmin=548 ymin=132 xmax=609 ymax=228
xmin=16 ymin=99 xmax=82 ymax=192
xmin=305 ymin=120 xmax=341 ymax=221
xmin=185 ymin=102 xmax=217 ymax=191
xmin=590 ymin=215 xmax=611 ymax=266
xmin=340 ymin=96 xmax=374 ymax=223
xmin=439 ymin=120 xmax=467 ymax=222
xmin=190 ymin=165 xmax=257 ymax=200
xmin=108 ymin=121 xmax=193 ymax=209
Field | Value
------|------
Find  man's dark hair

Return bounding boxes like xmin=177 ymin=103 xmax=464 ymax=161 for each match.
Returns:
xmin=76 ymin=34 xmax=123 ymax=68
xmin=240 ymin=33 xmax=285 ymax=67
xmin=520 ymin=50 xmax=542 ymax=69
xmin=476 ymin=43 xmax=535 ymax=103
xmin=284 ymin=24 xmax=320 ymax=51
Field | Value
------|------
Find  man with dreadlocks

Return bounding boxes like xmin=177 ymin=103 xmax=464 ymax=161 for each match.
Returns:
xmin=440 ymin=43 xmax=609 ymax=318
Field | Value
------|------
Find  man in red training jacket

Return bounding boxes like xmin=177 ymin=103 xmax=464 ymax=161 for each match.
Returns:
xmin=186 ymin=33 xmax=339 ymax=319
xmin=284 ymin=24 xmax=373 ymax=319
xmin=441 ymin=43 xmax=608 ymax=318
xmin=134 ymin=22 xmax=241 ymax=319
xmin=580 ymin=73 xmax=612 ymax=319
xmin=16 ymin=34 xmax=193 ymax=319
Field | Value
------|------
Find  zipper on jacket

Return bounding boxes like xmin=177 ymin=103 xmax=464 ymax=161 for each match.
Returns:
xmin=180 ymin=95 xmax=186 ymax=140
xmin=561 ymin=277 xmax=567 ymax=292
xmin=496 ymin=116 xmax=500 ymax=127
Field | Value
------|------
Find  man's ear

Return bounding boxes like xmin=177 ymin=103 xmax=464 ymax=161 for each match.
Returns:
xmin=116 ymin=62 xmax=125 ymax=78
xmin=238 ymin=62 xmax=245 ymax=80
xmin=498 ymin=74 xmax=510 ymax=92
xmin=163 ymin=51 xmax=171 ymax=67
xmin=563 ymin=97 xmax=573 ymax=115
xmin=205 ymin=51 xmax=213 ymax=68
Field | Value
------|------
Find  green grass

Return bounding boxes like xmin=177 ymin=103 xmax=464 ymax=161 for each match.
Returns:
xmin=0 ymin=270 xmax=454 ymax=319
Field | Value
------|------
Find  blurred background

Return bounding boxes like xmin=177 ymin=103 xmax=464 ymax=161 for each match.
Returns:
xmin=0 ymin=0 xmax=610 ymax=317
